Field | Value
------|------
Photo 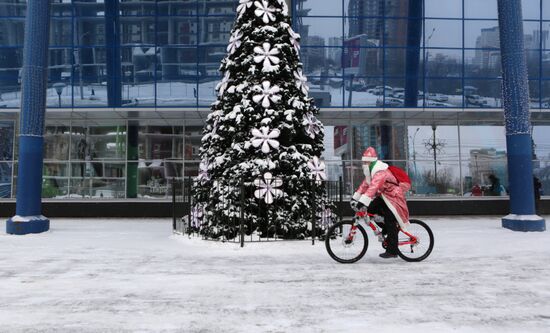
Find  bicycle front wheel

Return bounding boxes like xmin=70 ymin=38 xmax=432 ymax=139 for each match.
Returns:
xmin=396 ymin=219 xmax=434 ymax=262
xmin=325 ymin=220 xmax=368 ymax=264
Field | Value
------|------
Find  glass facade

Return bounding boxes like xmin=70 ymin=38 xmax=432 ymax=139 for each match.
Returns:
xmin=1 ymin=0 xmax=550 ymax=199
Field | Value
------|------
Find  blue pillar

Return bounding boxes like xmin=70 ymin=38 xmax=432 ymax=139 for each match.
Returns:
xmin=404 ymin=0 xmax=422 ymax=108
xmin=105 ymin=0 xmax=121 ymax=107
xmin=6 ymin=0 xmax=51 ymax=234
xmin=497 ymin=0 xmax=545 ymax=231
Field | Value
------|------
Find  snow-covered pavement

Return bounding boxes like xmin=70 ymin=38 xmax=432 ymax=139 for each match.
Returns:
xmin=1 ymin=217 xmax=549 ymax=333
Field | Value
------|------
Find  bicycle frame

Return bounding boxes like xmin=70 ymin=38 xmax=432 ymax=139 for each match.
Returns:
xmin=350 ymin=211 xmax=418 ymax=247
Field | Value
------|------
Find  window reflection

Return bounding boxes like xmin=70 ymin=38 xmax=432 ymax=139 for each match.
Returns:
xmin=300 ymin=46 xmax=329 ymax=76
xmin=198 ymin=0 xmax=235 ymax=16
xmin=424 ymin=19 xmax=462 ymax=48
xmin=0 ymin=121 xmax=14 ymax=198
xmin=426 ymin=49 xmax=461 ymax=78
xmin=299 ymin=17 xmax=343 ymax=47
xmin=544 ymin=0 xmax=550 ymax=20
xmin=0 ymin=0 xmax=547 ymax=109
xmin=49 ymin=17 xmax=72 ymax=47
xmin=465 ymin=0 xmax=498 ymax=19
xmin=464 ymin=49 xmax=500 ymax=78
xmin=533 ymin=124 xmax=550 ymax=196
xmin=465 ymin=20 xmax=499 ymax=49
xmin=425 ymin=0 xmax=462 ymax=18
xmin=522 ymin=0 xmax=542 ymax=20
xmin=529 ymin=79 xmax=541 ymax=108
xmin=460 ymin=124 xmax=507 ymax=185
xmin=158 ymin=1 xmax=197 ymax=16
xmin=408 ymin=125 xmax=460 ymax=195
xmin=137 ymin=125 xmax=183 ymax=198
xmin=424 ymin=78 xmax=463 ymax=107
xmin=524 ymin=21 xmax=544 ymax=49
xmin=462 ymin=79 xmax=501 ymax=107
xmin=305 ymin=0 xmax=343 ymax=17
xmin=65 ymin=124 xmax=127 ymax=199
xmin=197 ymin=78 xmax=218 ymax=106
xmin=120 ymin=0 xmax=155 ymax=16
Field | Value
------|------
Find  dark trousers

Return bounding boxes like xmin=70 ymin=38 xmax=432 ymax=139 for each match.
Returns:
xmin=367 ymin=196 xmax=398 ymax=254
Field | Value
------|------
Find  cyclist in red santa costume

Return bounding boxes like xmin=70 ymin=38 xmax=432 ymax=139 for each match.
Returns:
xmin=350 ymin=146 xmax=411 ymax=259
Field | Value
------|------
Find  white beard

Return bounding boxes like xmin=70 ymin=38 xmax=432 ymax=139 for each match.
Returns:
xmin=362 ymin=165 xmax=371 ymax=184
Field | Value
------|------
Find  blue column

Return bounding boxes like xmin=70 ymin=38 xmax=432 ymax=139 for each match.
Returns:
xmin=6 ymin=0 xmax=51 ymax=234
xmin=105 ymin=0 xmax=121 ymax=107
xmin=497 ymin=0 xmax=545 ymax=231
xmin=404 ymin=0 xmax=422 ymax=108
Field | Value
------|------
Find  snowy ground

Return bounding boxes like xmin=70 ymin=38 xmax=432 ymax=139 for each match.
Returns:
xmin=1 ymin=217 xmax=549 ymax=333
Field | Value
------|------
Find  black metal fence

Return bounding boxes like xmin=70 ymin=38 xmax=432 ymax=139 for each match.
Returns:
xmin=172 ymin=176 xmax=344 ymax=246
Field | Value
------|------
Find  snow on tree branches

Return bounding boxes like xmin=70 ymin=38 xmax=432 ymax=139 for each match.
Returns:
xmin=193 ymin=0 xmax=331 ymax=240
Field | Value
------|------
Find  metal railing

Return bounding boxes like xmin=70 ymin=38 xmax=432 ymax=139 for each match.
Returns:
xmin=172 ymin=177 xmax=343 ymax=246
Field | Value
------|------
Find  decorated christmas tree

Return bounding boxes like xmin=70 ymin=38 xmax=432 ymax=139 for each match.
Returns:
xmin=193 ymin=0 xmax=331 ymax=239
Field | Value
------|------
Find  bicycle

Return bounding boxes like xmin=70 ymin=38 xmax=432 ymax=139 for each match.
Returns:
xmin=325 ymin=210 xmax=434 ymax=263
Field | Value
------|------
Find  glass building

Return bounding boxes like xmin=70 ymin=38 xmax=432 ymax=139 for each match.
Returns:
xmin=0 ymin=0 xmax=549 ymax=200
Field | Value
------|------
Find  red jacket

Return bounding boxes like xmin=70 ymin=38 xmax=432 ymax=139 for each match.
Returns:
xmin=353 ymin=161 xmax=410 ymax=228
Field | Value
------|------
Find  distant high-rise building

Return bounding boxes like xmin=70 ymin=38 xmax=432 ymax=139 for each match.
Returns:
xmin=347 ymin=0 xmax=409 ymax=76
xmin=473 ymin=26 xmax=547 ymax=80
xmin=303 ymin=36 xmax=326 ymax=74
xmin=474 ymin=27 xmax=500 ymax=71
xmin=328 ymin=37 xmax=343 ymax=69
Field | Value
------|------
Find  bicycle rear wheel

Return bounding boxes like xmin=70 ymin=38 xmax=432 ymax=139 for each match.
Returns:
xmin=325 ymin=220 xmax=368 ymax=264
xmin=396 ymin=219 xmax=434 ymax=262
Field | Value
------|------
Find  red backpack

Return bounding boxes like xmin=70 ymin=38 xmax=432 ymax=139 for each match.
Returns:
xmin=387 ymin=165 xmax=411 ymax=192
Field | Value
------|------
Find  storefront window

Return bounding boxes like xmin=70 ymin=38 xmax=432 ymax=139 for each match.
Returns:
xmin=458 ymin=123 xmax=508 ymax=195
xmin=408 ymin=125 xmax=459 ymax=195
xmin=532 ymin=124 xmax=550 ymax=196
xmin=67 ymin=124 xmax=126 ymax=199
xmin=0 ymin=121 xmax=14 ymax=198
xmin=137 ymin=125 xmax=184 ymax=198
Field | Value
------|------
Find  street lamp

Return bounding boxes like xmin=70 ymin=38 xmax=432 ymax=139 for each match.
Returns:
xmin=411 ymin=127 xmax=420 ymax=178
xmin=432 ymin=124 xmax=437 ymax=189
xmin=73 ymin=30 xmax=91 ymax=100
xmin=53 ymin=82 xmax=66 ymax=107
xmin=425 ymin=28 xmax=436 ymax=105
xmin=423 ymin=124 xmax=444 ymax=192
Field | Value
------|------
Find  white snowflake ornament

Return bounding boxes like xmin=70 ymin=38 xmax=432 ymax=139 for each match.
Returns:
xmin=308 ymin=156 xmax=327 ymax=181
xmin=254 ymin=172 xmax=283 ymax=204
xmin=227 ymin=30 xmax=243 ymax=54
xmin=252 ymin=80 xmax=281 ymax=108
xmin=294 ymin=69 xmax=309 ymax=95
xmin=191 ymin=204 xmax=204 ymax=228
xmin=237 ymin=0 xmax=254 ymax=17
xmin=254 ymin=0 xmax=276 ymax=24
xmin=303 ymin=113 xmax=321 ymax=139
xmin=197 ymin=160 xmax=210 ymax=184
xmin=251 ymin=126 xmax=280 ymax=153
xmin=288 ymin=27 xmax=301 ymax=52
xmin=211 ymin=116 xmax=220 ymax=135
xmin=254 ymin=43 xmax=280 ymax=71
xmin=216 ymin=72 xmax=230 ymax=96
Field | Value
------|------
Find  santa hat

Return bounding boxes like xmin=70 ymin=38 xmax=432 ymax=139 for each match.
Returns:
xmin=362 ymin=147 xmax=378 ymax=162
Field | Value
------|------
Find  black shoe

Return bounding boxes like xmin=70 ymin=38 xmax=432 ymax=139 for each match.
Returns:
xmin=379 ymin=251 xmax=398 ymax=259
